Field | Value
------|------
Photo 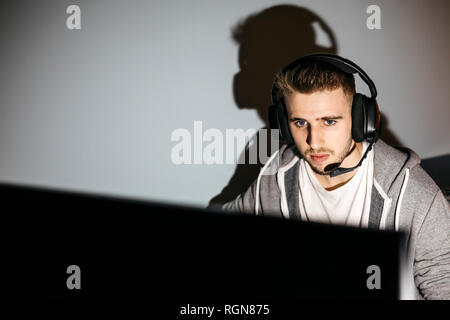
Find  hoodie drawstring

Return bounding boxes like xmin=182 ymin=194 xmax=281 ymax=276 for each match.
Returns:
xmin=395 ymin=168 xmax=410 ymax=231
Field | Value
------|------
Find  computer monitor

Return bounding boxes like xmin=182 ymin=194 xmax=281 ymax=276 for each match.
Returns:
xmin=2 ymin=183 xmax=405 ymax=301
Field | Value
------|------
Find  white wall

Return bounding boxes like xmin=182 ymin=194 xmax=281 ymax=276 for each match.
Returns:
xmin=0 ymin=0 xmax=449 ymax=207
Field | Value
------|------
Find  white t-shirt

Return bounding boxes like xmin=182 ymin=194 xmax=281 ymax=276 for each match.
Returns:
xmin=298 ymin=141 xmax=374 ymax=228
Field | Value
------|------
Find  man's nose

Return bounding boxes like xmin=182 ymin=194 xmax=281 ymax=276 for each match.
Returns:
xmin=306 ymin=125 xmax=322 ymax=150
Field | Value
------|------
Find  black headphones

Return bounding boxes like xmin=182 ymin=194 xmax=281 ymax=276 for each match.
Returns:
xmin=269 ymin=53 xmax=382 ymax=146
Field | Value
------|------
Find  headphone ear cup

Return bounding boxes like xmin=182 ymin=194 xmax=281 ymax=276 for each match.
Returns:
xmin=363 ymin=97 xmax=380 ymax=142
xmin=351 ymin=93 xmax=365 ymax=142
xmin=269 ymin=100 xmax=294 ymax=145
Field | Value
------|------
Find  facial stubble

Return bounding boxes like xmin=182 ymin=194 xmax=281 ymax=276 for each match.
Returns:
xmin=303 ymin=136 xmax=354 ymax=176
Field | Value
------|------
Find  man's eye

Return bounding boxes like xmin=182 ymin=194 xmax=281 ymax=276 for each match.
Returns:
xmin=295 ymin=120 xmax=307 ymax=127
xmin=324 ymin=119 xmax=336 ymax=126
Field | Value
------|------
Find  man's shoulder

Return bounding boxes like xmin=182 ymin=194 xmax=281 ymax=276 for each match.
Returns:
xmin=372 ymin=139 xmax=442 ymax=198
xmin=373 ymin=139 xmax=420 ymax=169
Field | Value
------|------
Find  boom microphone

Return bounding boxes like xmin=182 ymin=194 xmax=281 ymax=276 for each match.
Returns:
xmin=326 ymin=141 xmax=374 ymax=178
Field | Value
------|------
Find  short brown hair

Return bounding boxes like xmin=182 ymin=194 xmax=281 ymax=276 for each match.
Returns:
xmin=274 ymin=60 xmax=355 ymax=101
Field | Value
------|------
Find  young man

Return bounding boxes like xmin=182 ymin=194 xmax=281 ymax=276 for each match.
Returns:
xmin=222 ymin=54 xmax=450 ymax=300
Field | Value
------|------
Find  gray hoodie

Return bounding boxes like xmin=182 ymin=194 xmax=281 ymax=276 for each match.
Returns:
xmin=222 ymin=139 xmax=450 ymax=300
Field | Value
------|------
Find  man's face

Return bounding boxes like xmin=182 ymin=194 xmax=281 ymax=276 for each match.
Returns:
xmin=284 ymin=87 xmax=354 ymax=175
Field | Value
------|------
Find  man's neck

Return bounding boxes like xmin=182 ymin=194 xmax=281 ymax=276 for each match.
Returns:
xmin=313 ymin=142 xmax=364 ymax=191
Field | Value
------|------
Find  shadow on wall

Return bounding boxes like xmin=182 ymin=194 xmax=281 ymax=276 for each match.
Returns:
xmin=207 ymin=5 xmax=403 ymax=208
xmin=379 ymin=113 xmax=403 ymax=147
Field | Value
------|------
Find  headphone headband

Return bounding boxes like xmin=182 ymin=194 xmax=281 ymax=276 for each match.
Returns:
xmin=271 ymin=53 xmax=377 ymax=103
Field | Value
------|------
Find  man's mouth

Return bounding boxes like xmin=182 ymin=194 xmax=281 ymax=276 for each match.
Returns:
xmin=310 ymin=154 xmax=330 ymax=163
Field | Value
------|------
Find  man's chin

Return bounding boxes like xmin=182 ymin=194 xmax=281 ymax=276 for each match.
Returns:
xmin=306 ymin=160 xmax=331 ymax=176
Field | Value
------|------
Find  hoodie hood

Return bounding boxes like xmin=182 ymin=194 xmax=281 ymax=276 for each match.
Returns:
xmin=372 ymin=139 xmax=421 ymax=194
